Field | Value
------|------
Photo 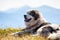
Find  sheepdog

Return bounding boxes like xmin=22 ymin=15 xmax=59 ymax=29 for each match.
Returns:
xmin=11 ymin=10 xmax=60 ymax=40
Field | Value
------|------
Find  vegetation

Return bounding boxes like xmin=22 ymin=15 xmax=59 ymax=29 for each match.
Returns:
xmin=0 ymin=27 xmax=48 ymax=40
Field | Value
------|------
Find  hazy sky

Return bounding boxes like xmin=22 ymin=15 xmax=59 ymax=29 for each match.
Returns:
xmin=0 ymin=0 xmax=60 ymax=28
xmin=0 ymin=0 xmax=60 ymax=11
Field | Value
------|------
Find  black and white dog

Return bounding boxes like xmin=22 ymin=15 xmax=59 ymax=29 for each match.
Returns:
xmin=11 ymin=10 xmax=60 ymax=40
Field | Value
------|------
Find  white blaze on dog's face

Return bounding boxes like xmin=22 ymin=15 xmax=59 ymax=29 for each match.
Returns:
xmin=24 ymin=10 xmax=40 ymax=27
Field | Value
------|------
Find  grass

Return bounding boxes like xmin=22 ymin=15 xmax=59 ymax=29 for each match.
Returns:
xmin=0 ymin=27 xmax=48 ymax=40
xmin=0 ymin=35 xmax=48 ymax=40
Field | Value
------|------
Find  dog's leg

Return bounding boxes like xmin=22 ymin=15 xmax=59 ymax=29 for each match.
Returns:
xmin=10 ymin=29 xmax=33 ymax=36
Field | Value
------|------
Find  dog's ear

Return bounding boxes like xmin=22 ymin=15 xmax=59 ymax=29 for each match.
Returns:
xmin=28 ymin=10 xmax=40 ymax=20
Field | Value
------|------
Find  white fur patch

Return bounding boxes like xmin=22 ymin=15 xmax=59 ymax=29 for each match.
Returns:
xmin=48 ymin=31 xmax=60 ymax=40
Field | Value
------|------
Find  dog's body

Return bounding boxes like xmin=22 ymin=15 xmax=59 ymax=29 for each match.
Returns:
xmin=11 ymin=10 xmax=60 ymax=40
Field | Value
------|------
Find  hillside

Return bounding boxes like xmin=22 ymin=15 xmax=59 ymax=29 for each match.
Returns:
xmin=0 ymin=28 xmax=48 ymax=40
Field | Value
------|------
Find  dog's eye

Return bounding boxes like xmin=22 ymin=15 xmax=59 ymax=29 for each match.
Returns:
xmin=27 ymin=10 xmax=39 ymax=20
xmin=27 ymin=10 xmax=35 ymax=15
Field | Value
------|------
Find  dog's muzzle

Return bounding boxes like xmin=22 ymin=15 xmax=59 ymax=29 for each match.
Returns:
xmin=24 ymin=15 xmax=31 ymax=22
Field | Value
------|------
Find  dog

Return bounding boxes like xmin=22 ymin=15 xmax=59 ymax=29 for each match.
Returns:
xmin=10 ymin=10 xmax=60 ymax=40
xmin=10 ymin=10 xmax=48 ymax=36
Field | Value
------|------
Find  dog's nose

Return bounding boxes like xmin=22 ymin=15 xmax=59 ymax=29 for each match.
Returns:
xmin=24 ymin=15 xmax=27 ymax=19
xmin=24 ymin=15 xmax=26 ymax=17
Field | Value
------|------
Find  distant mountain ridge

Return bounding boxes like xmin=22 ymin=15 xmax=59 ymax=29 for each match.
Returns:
xmin=0 ymin=5 xmax=60 ymax=28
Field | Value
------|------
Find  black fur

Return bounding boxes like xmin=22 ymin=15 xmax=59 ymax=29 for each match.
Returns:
xmin=42 ymin=26 xmax=57 ymax=33
xmin=32 ymin=23 xmax=51 ymax=34
xmin=28 ymin=10 xmax=39 ymax=20
xmin=39 ymin=26 xmax=57 ymax=37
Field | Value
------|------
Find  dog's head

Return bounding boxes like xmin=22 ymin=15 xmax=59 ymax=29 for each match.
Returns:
xmin=24 ymin=10 xmax=40 ymax=27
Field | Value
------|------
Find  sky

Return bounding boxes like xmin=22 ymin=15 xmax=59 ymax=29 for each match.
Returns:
xmin=0 ymin=0 xmax=60 ymax=11
xmin=0 ymin=0 xmax=60 ymax=28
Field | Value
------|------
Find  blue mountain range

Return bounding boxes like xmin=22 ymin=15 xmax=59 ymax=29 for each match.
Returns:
xmin=0 ymin=5 xmax=60 ymax=29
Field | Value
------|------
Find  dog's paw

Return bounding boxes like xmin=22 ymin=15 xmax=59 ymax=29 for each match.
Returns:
xmin=32 ymin=34 xmax=39 ymax=36
xmin=10 ymin=32 xmax=20 ymax=36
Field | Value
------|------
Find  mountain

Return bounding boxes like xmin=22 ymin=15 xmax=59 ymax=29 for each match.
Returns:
xmin=0 ymin=5 xmax=60 ymax=28
xmin=0 ymin=6 xmax=30 ymax=28
xmin=38 ymin=6 xmax=60 ymax=24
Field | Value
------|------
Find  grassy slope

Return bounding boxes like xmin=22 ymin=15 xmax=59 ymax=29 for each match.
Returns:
xmin=0 ymin=28 xmax=48 ymax=40
xmin=0 ymin=35 xmax=48 ymax=40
